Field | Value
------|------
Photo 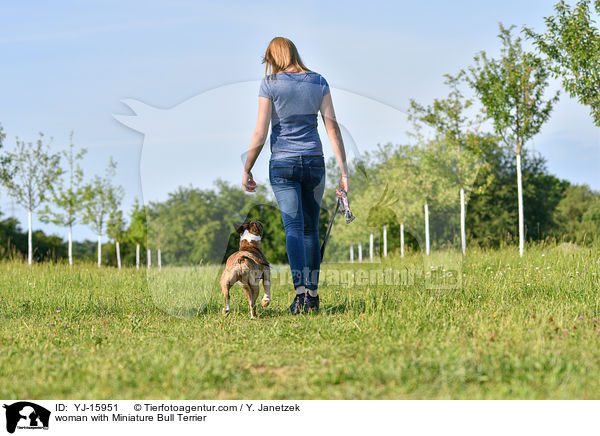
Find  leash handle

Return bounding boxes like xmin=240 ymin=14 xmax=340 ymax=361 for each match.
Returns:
xmin=336 ymin=189 xmax=355 ymax=224
xmin=320 ymin=189 xmax=355 ymax=263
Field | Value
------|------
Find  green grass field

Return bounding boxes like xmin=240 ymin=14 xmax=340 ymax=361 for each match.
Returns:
xmin=1 ymin=243 xmax=599 ymax=399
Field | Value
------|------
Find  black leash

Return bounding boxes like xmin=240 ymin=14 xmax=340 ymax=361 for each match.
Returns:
xmin=320 ymin=199 xmax=339 ymax=263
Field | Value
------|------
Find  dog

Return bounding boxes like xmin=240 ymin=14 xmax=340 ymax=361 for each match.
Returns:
xmin=220 ymin=220 xmax=271 ymax=319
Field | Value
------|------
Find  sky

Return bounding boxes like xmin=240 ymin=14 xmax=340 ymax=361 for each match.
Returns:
xmin=0 ymin=0 xmax=598 ymax=242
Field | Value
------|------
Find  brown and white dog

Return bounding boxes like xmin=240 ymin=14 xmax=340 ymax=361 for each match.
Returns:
xmin=220 ymin=220 xmax=271 ymax=318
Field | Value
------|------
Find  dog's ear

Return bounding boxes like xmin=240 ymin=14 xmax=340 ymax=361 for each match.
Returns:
xmin=250 ymin=221 xmax=264 ymax=236
xmin=235 ymin=223 xmax=247 ymax=235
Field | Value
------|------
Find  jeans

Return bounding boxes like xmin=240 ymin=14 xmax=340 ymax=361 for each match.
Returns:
xmin=269 ymin=156 xmax=326 ymax=290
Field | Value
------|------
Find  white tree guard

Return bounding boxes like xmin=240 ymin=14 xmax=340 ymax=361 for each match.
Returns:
xmin=424 ymin=203 xmax=430 ymax=256
xmin=383 ymin=225 xmax=387 ymax=258
xmin=400 ymin=223 xmax=405 ymax=258
xmin=517 ymin=153 xmax=525 ymax=257
xmin=116 ymin=241 xmax=121 ymax=269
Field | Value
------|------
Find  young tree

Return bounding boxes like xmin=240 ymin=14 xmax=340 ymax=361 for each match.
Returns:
xmin=0 ymin=133 xmax=62 ymax=265
xmin=0 ymin=124 xmax=6 ymax=168
xmin=39 ymin=132 xmax=87 ymax=265
xmin=107 ymin=206 xmax=125 ymax=269
xmin=408 ymin=73 xmax=487 ymax=255
xmin=466 ymin=23 xmax=560 ymax=257
xmin=0 ymin=124 xmax=8 ymax=203
xmin=524 ymin=0 xmax=600 ymax=126
xmin=82 ymin=158 xmax=124 ymax=267
xmin=126 ymin=198 xmax=148 ymax=269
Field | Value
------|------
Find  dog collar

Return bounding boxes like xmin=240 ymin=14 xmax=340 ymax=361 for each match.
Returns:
xmin=241 ymin=229 xmax=261 ymax=242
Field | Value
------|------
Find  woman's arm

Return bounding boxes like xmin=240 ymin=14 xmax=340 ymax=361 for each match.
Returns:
xmin=320 ymin=93 xmax=349 ymax=192
xmin=242 ymin=96 xmax=272 ymax=192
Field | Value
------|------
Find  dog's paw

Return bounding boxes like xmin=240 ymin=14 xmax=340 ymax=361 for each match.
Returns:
xmin=261 ymin=297 xmax=270 ymax=308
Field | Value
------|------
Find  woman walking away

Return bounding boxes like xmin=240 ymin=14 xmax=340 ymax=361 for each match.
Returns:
xmin=242 ymin=36 xmax=349 ymax=314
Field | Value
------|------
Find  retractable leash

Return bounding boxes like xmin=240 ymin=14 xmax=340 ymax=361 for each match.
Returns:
xmin=320 ymin=189 xmax=355 ymax=262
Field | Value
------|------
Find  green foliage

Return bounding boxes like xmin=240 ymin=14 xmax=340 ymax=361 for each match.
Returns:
xmin=107 ymin=208 xmax=126 ymax=242
xmin=466 ymin=146 xmax=568 ymax=246
xmin=82 ymin=158 xmax=124 ymax=238
xmin=467 ymin=23 xmax=560 ymax=154
xmin=0 ymin=132 xmax=62 ymax=212
xmin=0 ymin=215 xmax=66 ymax=261
xmin=324 ymin=134 xmax=489 ymax=262
xmin=145 ymin=181 xmax=277 ymax=265
xmin=525 ymin=0 xmax=600 ymax=126
xmin=39 ymin=132 xmax=87 ymax=230
xmin=553 ymin=184 xmax=600 ymax=242
xmin=0 ymin=124 xmax=8 ymax=176
xmin=126 ymin=198 xmax=148 ymax=246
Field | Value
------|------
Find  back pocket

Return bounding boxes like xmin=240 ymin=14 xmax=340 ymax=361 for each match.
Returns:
xmin=269 ymin=164 xmax=294 ymax=183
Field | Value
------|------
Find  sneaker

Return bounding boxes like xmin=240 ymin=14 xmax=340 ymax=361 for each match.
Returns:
xmin=304 ymin=294 xmax=319 ymax=313
xmin=289 ymin=293 xmax=306 ymax=315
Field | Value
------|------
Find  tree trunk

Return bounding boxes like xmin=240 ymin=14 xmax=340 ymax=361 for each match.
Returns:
xmin=116 ymin=241 xmax=121 ymax=269
xmin=400 ymin=223 xmax=405 ymax=258
xmin=358 ymin=242 xmax=362 ymax=262
xmin=369 ymin=233 xmax=374 ymax=262
xmin=147 ymin=248 xmax=151 ymax=269
xmin=350 ymin=245 xmax=354 ymax=263
xmin=460 ymin=188 xmax=466 ymax=255
xmin=424 ymin=203 xmax=430 ymax=256
xmin=158 ymin=248 xmax=162 ymax=271
xmin=516 ymin=153 xmax=525 ymax=257
xmin=97 ymin=234 xmax=102 ymax=267
xmin=27 ymin=209 xmax=32 ymax=265
xmin=68 ymin=226 xmax=73 ymax=266
xmin=136 ymin=244 xmax=140 ymax=270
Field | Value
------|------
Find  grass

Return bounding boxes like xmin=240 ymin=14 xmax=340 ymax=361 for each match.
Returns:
xmin=0 ymin=243 xmax=599 ymax=399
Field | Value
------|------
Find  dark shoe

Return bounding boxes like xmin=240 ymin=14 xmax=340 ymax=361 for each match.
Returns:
xmin=304 ymin=294 xmax=319 ymax=313
xmin=289 ymin=293 xmax=306 ymax=315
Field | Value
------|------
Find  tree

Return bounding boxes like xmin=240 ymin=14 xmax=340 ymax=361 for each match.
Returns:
xmin=466 ymin=23 xmax=560 ymax=257
xmin=107 ymin=205 xmax=126 ymax=268
xmin=39 ymin=132 xmax=87 ymax=265
xmin=0 ymin=133 xmax=62 ymax=265
xmin=126 ymin=198 xmax=148 ymax=268
xmin=0 ymin=124 xmax=7 ymax=173
xmin=466 ymin=144 xmax=567 ymax=247
xmin=82 ymin=158 xmax=124 ymax=267
xmin=553 ymin=184 xmax=600 ymax=242
xmin=0 ymin=124 xmax=8 ymax=208
xmin=408 ymin=72 xmax=488 ymax=255
xmin=524 ymin=0 xmax=600 ymax=126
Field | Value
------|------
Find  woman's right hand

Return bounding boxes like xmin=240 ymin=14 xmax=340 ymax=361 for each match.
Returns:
xmin=339 ymin=175 xmax=349 ymax=193
xmin=242 ymin=171 xmax=257 ymax=192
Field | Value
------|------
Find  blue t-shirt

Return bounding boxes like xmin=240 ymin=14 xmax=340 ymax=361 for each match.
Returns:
xmin=258 ymin=71 xmax=330 ymax=160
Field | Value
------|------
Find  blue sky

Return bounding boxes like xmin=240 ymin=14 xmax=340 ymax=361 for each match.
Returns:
xmin=0 ymin=0 xmax=598 ymax=241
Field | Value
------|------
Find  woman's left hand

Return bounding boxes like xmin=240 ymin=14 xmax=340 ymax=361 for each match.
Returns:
xmin=242 ymin=171 xmax=257 ymax=192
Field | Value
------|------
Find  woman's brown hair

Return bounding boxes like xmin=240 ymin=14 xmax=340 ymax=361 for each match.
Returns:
xmin=262 ymin=37 xmax=312 ymax=80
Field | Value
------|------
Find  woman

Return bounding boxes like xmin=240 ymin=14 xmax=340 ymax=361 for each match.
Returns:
xmin=242 ymin=37 xmax=349 ymax=314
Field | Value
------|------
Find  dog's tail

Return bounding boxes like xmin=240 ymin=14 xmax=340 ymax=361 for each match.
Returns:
xmin=238 ymin=256 xmax=253 ymax=264
xmin=237 ymin=252 xmax=270 ymax=267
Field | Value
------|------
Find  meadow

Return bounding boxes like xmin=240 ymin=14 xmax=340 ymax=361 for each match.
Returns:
xmin=1 ymin=243 xmax=599 ymax=399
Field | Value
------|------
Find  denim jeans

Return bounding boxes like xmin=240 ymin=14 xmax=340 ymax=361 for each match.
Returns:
xmin=269 ymin=156 xmax=326 ymax=290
